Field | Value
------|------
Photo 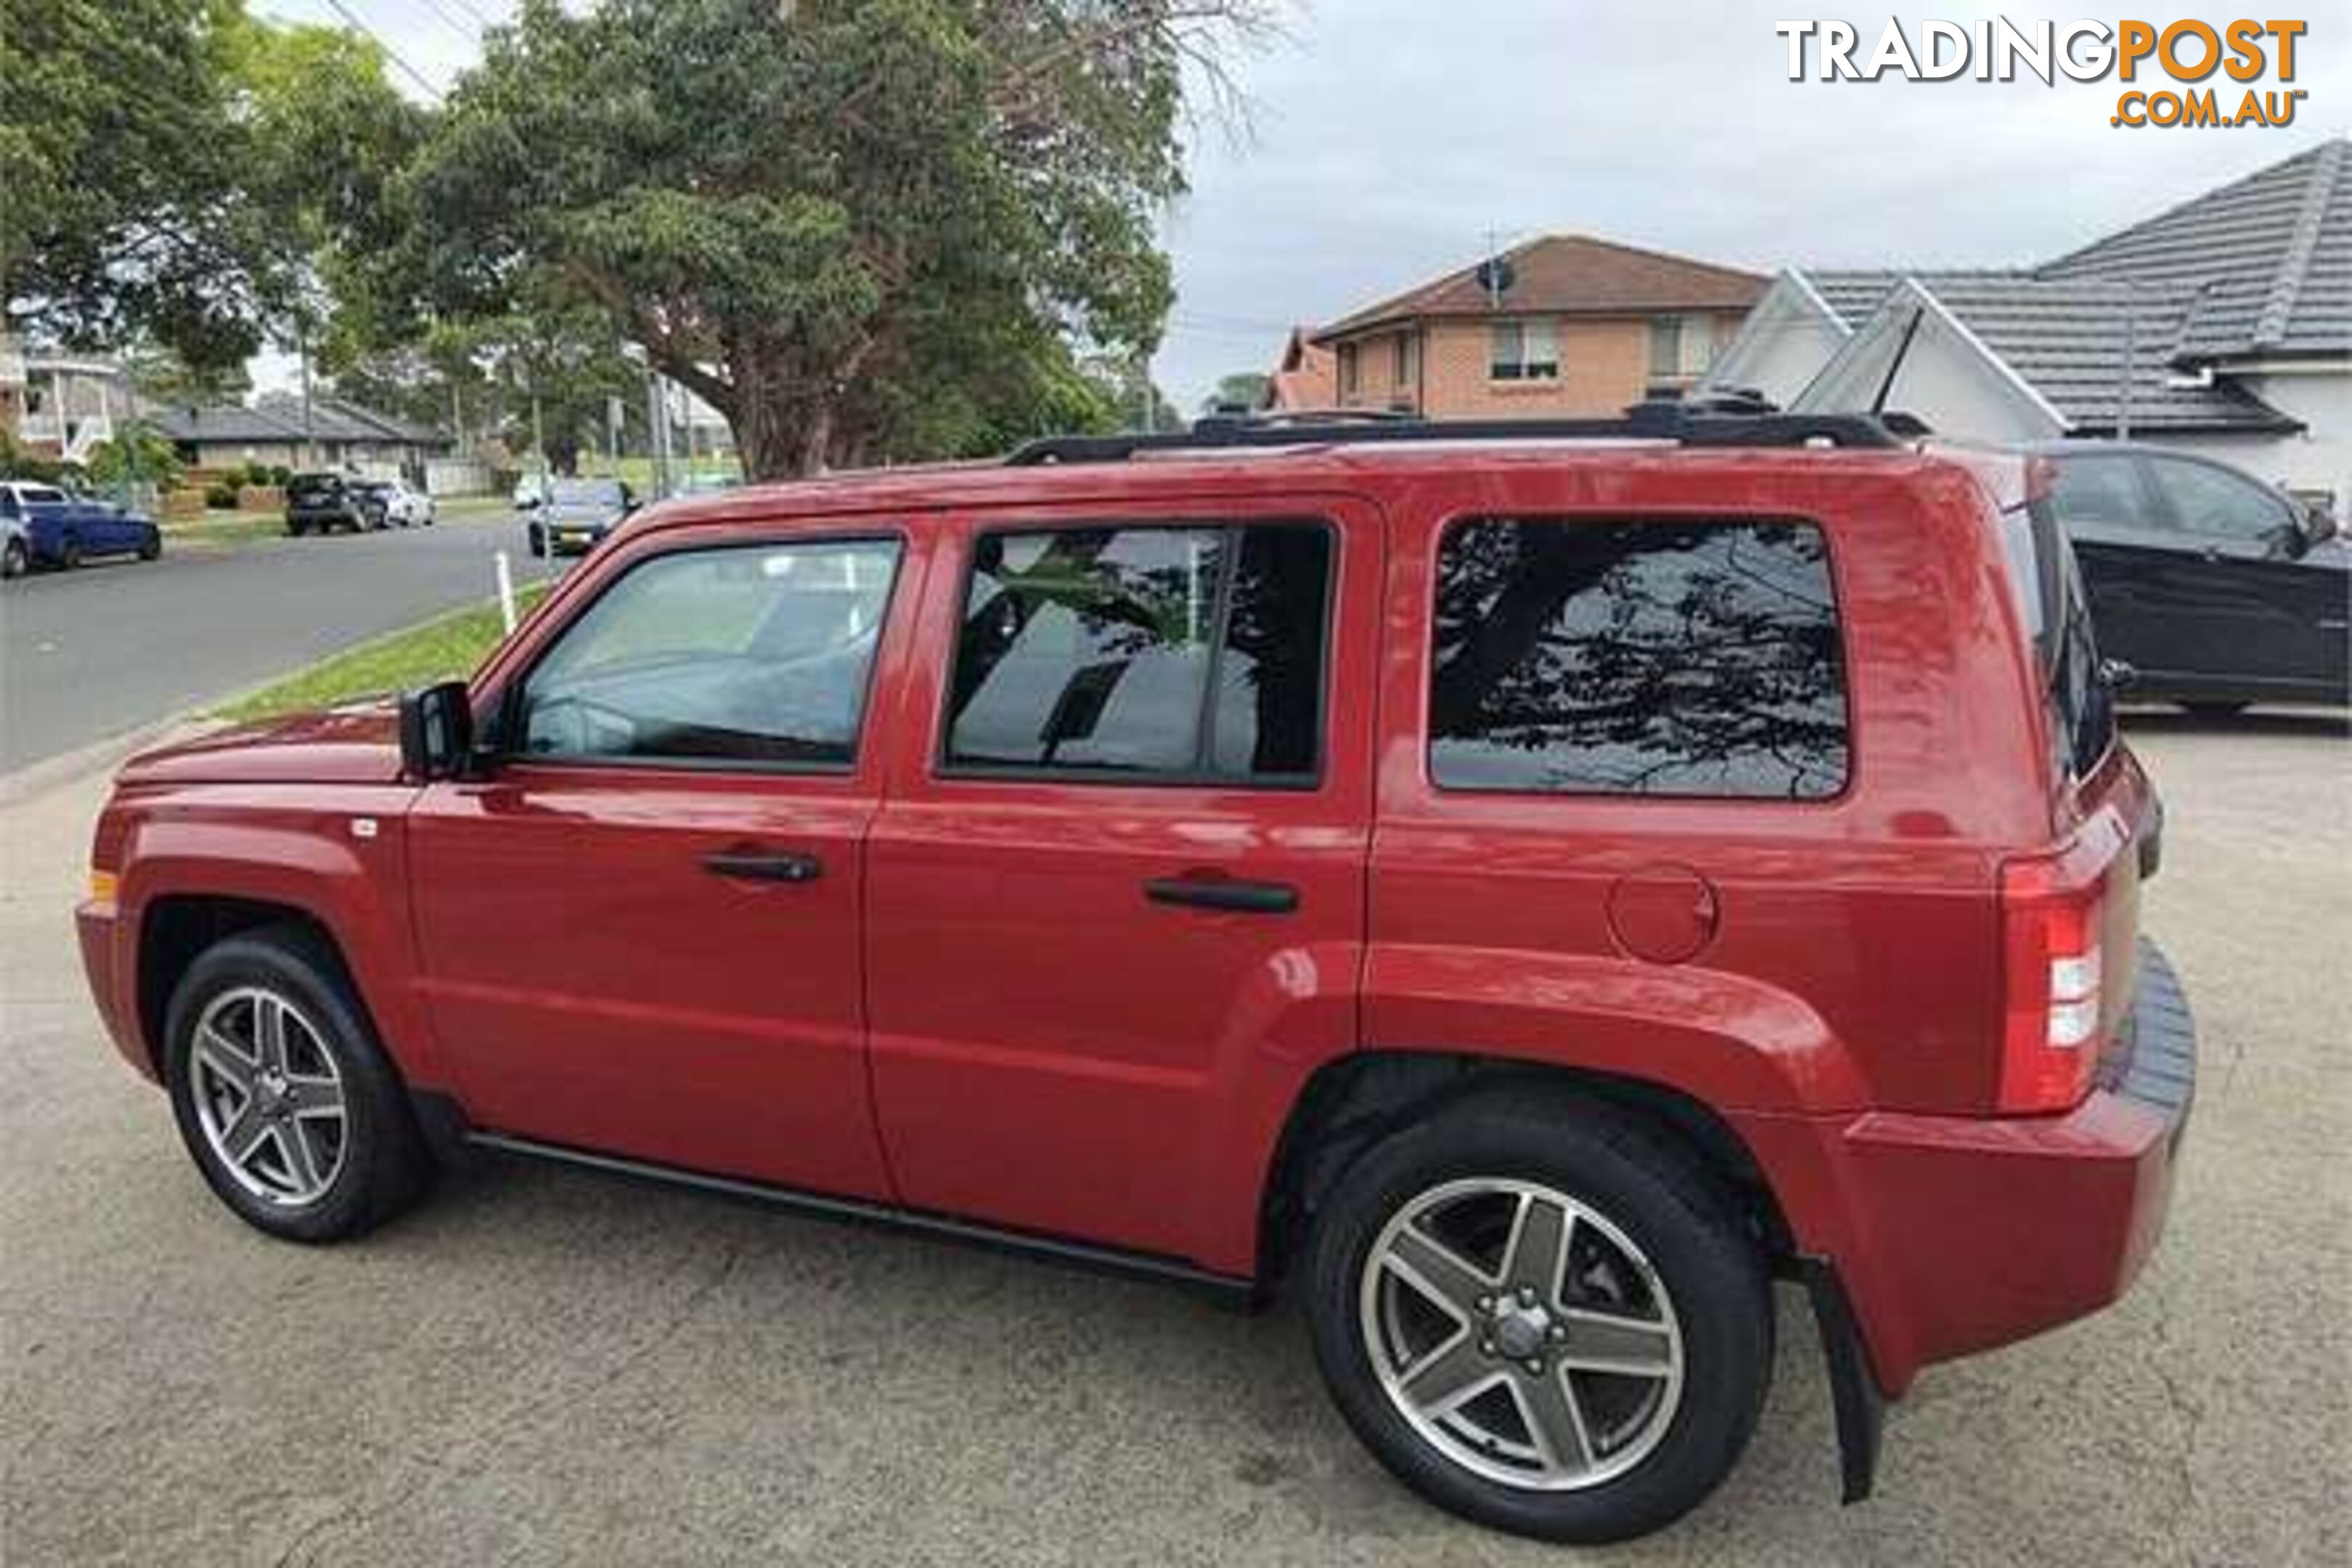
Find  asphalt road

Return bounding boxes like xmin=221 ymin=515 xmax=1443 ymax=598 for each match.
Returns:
xmin=0 ymin=515 xmax=550 ymax=774
xmin=0 ymin=714 xmax=2345 ymax=1566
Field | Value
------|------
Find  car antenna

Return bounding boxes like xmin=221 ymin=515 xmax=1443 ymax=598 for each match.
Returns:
xmin=1869 ymin=305 xmax=1927 ymax=416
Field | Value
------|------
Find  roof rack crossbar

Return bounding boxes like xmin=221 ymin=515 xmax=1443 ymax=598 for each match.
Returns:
xmin=1005 ymin=404 xmax=1911 ymax=465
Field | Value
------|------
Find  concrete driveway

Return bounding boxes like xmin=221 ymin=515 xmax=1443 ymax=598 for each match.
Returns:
xmin=0 ymin=514 xmax=550 ymax=772
xmin=0 ymin=714 xmax=2345 ymax=1565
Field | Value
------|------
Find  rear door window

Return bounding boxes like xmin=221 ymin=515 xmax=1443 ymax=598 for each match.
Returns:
xmin=1429 ymin=518 xmax=1847 ymax=799
xmin=2147 ymin=457 xmax=2300 ymax=554
xmin=944 ymin=521 xmax=1333 ymax=783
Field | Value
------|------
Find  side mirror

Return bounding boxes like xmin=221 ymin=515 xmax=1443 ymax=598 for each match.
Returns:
xmin=399 ymin=680 xmax=475 ymax=782
xmin=2305 ymin=503 xmax=2339 ymax=548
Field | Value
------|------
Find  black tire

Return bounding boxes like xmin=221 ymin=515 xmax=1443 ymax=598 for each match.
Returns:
xmin=163 ymin=926 xmax=430 ymax=1243
xmin=1304 ymin=1091 xmax=1772 ymax=1544
xmin=137 ymin=530 xmax=161 ymax=561
xmin=1 ymin=536 xmax=25 ymax=579
xmin=527 ymin=523 xmax=546 ymax=558
xmin=287 ymin=518 xmax=306 ymax=537
xmin=58 ymin=534 xmax=82 ymax=569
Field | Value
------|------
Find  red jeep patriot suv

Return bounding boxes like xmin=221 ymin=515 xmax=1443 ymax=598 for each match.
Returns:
xmin=76 ymin=409 xmax=2193 ymax=1543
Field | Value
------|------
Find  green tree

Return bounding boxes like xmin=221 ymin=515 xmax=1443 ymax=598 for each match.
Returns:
xmin=1201 ymin=371 xmax=1270 ymax=415
xmin=1 ymin=0 xmax=269 ymax=372
xmin=83 ymin=426 xmax=186 ymax=492
xmin=1 ymin=2 xmax=425 ymax=377
xmin=403 ymin=0 xmax=1267 ymax=478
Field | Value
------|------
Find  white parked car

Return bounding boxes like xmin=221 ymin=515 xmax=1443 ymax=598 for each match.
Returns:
xmin=358 ymin=477 xmax=436 ymax=528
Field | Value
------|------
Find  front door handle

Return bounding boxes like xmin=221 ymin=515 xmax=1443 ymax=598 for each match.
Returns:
xmin=701 ymin=848 xmax=822 ymax=884
xmin=1143 ymin=875 xmax=1299 ymax=915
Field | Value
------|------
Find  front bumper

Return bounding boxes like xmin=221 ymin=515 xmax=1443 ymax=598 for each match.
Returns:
xmin=1743 ymin=939 xmax=2196 ymax=1397
xmin=75 ymin=897 xmax=153 ymax=1082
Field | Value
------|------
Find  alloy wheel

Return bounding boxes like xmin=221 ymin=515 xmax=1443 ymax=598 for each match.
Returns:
xmin=1359 ymin=1177 xmax=1685 ymax=1491
xmin=187 ymin=986 xmax=351 ymax=1207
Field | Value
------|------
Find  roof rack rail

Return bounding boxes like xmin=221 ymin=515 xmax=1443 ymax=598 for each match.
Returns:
xmin=1005 ymin=400 xmax=1916 ymax=465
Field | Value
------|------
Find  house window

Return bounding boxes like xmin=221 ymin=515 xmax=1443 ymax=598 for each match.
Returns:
xmin=1392 ymin=332 xmax=1417 ymax=387
xmin=1338 ymin=342 xmax=1360 ymax=399
xmin=1649 ymin=317 xmax=1685 ymax=379
xmin=1489 ymin=320 xmax=1559 ymax=382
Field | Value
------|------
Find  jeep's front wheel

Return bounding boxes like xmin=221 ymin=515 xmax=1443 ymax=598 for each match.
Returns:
xmin=164 ymin=928 xmax=429 ymax=1242
xmin=1304 ymin=1095 xmax=1771 ymax=1543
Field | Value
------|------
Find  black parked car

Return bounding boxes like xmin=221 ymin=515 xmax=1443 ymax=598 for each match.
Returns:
xmin=2038 ymin=443 xmax=2347 ymax=712
xmin=284 ymin=473 xmax=382 ymax=536
xmin=526 ymin=475 xmax=636 ymax=557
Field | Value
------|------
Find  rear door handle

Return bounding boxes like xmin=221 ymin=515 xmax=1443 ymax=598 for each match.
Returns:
xmin=701 ymin=849 xmax=822 ymax=884
xmin=1143 ymin=875 xmax=1299 ymax=915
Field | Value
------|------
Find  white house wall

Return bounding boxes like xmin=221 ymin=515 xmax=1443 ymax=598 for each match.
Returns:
xmin=1792 ymin=285 xmax=2067 ymax=444
xmin=1699 ymin=272 xmax=1849 ymax=407
xmin=2192 ymin=371 xmax=2351 ymax=509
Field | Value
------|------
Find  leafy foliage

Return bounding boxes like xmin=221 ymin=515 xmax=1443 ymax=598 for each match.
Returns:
xmin=1203 ymin=371 xmax=1271 ymax=414
xmin=1 ymin=2 xmax=421 ymax=373
xmin=401 ymin=0 xmax=1265 ymax=477
xmin=83 ymin=426 xmax=187 ymax=491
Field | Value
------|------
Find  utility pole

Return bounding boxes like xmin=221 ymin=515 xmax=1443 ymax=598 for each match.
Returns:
xmin=644 ymin=367 xmax=669 ymax=499
xmin=531 ymin=391 xmax=548 ymax=499
xmin=298 ymin=321 xmax=317 ymax=470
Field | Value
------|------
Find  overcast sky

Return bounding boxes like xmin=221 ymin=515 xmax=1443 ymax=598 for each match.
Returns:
xmin=256 ymin=1 xmax=2350 ymax=409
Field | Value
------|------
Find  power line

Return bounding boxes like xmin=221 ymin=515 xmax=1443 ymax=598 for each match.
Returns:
xmin=418 ymin=0 xmax=480 ymax=46
xmin=319 ymin=0 xmax=444 ymax=104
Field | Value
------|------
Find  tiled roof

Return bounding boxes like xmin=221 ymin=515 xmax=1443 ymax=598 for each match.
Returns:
xmin=2039 ymin=136 xmax=2351 ymax=360
xmin=1804 ymin=270 xmax=2301 ymax=433
xmin=1315 ymin=234 xmax=1765 ymax=340
xmin=150 ymin=397 xmax=449 ymax=448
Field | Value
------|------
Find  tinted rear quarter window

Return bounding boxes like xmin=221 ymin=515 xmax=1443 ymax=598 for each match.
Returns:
xmin=1430 ymin=518 xmax=1848 ymax=799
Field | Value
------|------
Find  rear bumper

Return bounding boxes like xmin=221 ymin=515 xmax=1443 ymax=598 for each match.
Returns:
xmin=1740 ymin=939 xmax=2195 ymax=1396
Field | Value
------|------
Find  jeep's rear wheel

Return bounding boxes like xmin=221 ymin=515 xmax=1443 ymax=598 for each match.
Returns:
xmin=1304 ymin=1095 xmax=1771 ymax=1543
xmin=164 ymin=928 xmax=429 ymax=1242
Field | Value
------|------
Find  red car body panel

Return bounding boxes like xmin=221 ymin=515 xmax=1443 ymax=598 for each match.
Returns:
xmin=75 ymin=444 xmax=2188 ymax=1402
xmin=862 ymin=497 xmax=1384 ymax=1267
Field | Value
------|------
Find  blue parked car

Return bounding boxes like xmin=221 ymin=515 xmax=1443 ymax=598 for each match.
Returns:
xmin=0 ymin=480 xmax=163 ymax=571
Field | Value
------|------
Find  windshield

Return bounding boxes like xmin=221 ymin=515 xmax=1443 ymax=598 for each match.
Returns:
xmin=549 ymin=478 xmax=624 ymax=505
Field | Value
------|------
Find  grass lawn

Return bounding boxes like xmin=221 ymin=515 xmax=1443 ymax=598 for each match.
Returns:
xmin=217 ymin=584 xmax=552 ymax=723
xmin=163 ymin=512 xmax=290 ymax=547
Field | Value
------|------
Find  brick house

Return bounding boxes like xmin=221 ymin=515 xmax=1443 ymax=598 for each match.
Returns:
xmin=1307 ymin=234 xmax=1767 ymax=419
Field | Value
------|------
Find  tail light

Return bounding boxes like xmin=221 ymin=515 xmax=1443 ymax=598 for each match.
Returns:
xmin=1996 ymin=845 xmax=2110 ymax=1113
